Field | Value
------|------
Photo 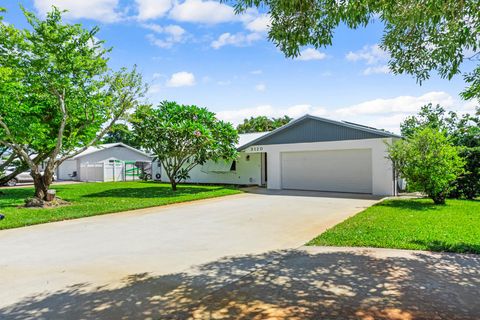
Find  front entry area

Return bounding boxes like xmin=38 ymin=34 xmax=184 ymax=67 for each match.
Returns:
xmin=280 ymin=149 xmax=373 ymax=193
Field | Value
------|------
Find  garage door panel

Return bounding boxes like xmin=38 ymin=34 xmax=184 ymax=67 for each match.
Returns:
xmin=281 ymin=149 xmax=372 ymax=193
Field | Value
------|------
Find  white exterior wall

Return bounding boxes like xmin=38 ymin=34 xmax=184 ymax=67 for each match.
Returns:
xmin=57 ymin=159 xmax=79 ymax=180
xmin=245 ymin=138 xmax=394 ymax=196
xmin=159 ymin=152 xmax=262 ymax=185
xmin=57 ymin=146 xmax=152 ymax=181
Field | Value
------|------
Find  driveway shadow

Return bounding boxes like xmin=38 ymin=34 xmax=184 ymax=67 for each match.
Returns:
xmin=1 ymin=248 xmax=479 ymax=319
xmin=242 ymin=186 xmax=384 ymax=200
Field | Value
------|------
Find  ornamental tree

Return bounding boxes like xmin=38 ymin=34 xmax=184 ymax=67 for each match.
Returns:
xmin=0 ymin=7 xmax=146 ymax=201
xmin=387 ymin=127 xmax=465 ymax=204
xmin=132 ymin=101 xmax=238 ymax=191
xmin=230 ymin=0 xmax=480 ymax=101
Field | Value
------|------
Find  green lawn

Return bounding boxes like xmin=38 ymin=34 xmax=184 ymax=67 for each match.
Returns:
xmin=0 ymin=182 xmax=241 ymax=230
xmin=308 ymin=198 xmax=480 ymax=254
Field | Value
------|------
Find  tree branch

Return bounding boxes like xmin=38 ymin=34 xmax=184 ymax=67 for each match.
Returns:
xmin=48 ymin=89 xmax=68 ymax=169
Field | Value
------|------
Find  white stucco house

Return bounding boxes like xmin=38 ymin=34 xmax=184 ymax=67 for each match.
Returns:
xmin=154 ymin=115 xmax=401 ymax=196
xmin=57 ymin=143 xmax=153 ymax=182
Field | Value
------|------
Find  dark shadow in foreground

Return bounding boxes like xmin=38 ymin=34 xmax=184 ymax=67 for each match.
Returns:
xmin=1 ymin=249 xmax=479 ymax=320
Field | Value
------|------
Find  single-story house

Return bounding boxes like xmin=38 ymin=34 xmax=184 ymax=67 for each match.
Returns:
xmin=154 ymin=114 xmax=401 ymax=195
xmin=57 ymin=143 xmax=153 ymax=182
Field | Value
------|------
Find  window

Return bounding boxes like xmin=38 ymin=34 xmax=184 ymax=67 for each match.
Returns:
xmin=230 ymin=161 xmax=236 ymax=171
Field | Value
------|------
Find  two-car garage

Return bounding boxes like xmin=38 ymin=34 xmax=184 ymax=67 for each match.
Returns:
xmin=281 ymin=149 xmax=373 ymax=194
xmin=240 ymin=115 xmax=400 ymax=196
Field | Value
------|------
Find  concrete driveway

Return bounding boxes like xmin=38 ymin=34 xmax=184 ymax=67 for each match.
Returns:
xmin=0 ymin=190 xmax=378 ymax=313
xmin=1 ymin=190 xmax=479 ymax=319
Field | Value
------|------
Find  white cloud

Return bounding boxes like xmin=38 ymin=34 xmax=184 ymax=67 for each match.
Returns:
xmin=296 ymin=48 xmax=327 ymax=61
xmin=255 ymin=83 xmax=266 ymax=92
xmin=169 ymin=0 xmax=236 ymax=24
xmin=346 ymin=44 xmax=388 ymax=65
xmin=148 ymin=83 xmax=163 ymax=94
xmin=166 ymin=71 xmax=196 ymax=87
xmin=244 ymin=14 xmax=270 ymax=33
xmin=363 ymin=65 xmax=390 ymax=75
xmin=211 ymin=32 xmax=262 ymax=49
xmin=164 ymin=25 xmax=186 ymax=40
xmin=215 ymin=91 xmax=474 ymax=134
xmin=250 ymin=69 xmax=263 ymax=75
xmin=135 ymin=0 xmax=173 ymax=20
xmin=335 ymin=91 xmax=455 ymax=117
xmin=142 ymin=23 xmax=163 ymax=33
xmin=216 ymin=104 xmax=327 ymax=125
xmin=217 ymin=80 xmax=231 ymax=86
xmin=146 ymin=34 xmax=171 ymax=48
xmin=144 ymin=24 xmax=186 ymax=48
xmin=33 ymin=0 xmax=122 ymax=22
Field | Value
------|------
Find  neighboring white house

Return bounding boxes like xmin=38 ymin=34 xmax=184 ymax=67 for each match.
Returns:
xmin=155 ymin=115 xmax=401 ymax=196
xmin=152 ymin=132 xmax=267 ymax=185
xmin=57 ymin=143 xmax=153 ymax=182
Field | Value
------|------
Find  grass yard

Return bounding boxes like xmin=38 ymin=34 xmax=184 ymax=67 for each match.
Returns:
xmin=0 ymin=182 xmax=241 ymax=230
xmin=308 ymin=198 xmax=480 ymax=254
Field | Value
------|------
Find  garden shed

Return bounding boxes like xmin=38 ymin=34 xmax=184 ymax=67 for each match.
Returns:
xmin=57 ymin=143 xmax=153 ymax=182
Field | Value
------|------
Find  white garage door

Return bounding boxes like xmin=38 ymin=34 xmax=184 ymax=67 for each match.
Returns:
xmin=281 ymin=149 xmax=373 ymax=193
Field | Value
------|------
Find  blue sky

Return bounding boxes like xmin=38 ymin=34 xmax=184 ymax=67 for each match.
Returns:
xmin=2 ymin=0 xmax=477 ymax=133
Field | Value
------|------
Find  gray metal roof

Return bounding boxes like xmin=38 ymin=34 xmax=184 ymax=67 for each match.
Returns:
xmin=72 ymin=143 xmax=153 ymax=159
xmin=238 ymin=114 xmax=401 ymax=150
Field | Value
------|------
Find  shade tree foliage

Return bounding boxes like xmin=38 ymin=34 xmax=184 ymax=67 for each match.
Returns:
xmin=0 ymin=7 xmax=146 ymax=201
xmin=230 ymin=0 xmax=480 ymax=101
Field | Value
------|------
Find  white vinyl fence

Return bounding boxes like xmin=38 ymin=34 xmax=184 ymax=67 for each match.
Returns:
xmin=80 ymin=162 xmax=125 ymax=182
xmin=104 ymin=162 xmax=124 ymax=182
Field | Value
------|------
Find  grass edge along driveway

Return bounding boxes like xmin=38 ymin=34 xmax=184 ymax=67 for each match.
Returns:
xmin=0 ymin=181 xmax=241 ymax=230
xmin=308 ymin=198 xmax=480 ymax=254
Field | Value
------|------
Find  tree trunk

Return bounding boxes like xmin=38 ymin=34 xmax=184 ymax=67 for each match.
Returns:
xmin=432 ymin=193 xmax=446 ymax=205
xmin=170 ymin=177 xmax=177 ymax=191
xmin=32 ymin=168 xmax=55 ymax=201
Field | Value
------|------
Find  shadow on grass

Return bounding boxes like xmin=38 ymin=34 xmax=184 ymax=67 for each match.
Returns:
xmin=410 ymin=240 xmax=480 ymax=254
xmin=83 ymin=186 xmax=225 ymax=199
xmin=0 ymin=189 xmax=34 ymax=208
xmin=375 ymin=199 xmax=441 ymax=211
xmin=1 ymin=249 xmax=479 ymax=320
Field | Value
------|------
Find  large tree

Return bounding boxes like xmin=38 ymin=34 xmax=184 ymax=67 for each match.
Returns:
xmin=0 ymin=7 xmax=146 ymax=201
xmin=230 ymin=0 xmax=480 ymax=101
xmin=388 ymin=127 xmax=465 ymax=204
xmin=237 ymin=115 xmax=292 ymax=133
xmin=132 ymin=101 xmax=238 ymax=191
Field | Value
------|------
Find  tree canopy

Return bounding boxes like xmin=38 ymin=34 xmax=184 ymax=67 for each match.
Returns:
xmin=237 ymin=115 xmax=292 ymax=133
xmin=230 ymin=0 xmax=480 ymax=101
xmin=0 ymin=7 xmax=146 ymax=201
xmin=102 ymin=123 xmax=141 ymax=149
xmin=132 ymin=101 xmax=238 ymax=190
